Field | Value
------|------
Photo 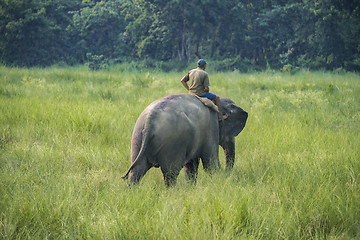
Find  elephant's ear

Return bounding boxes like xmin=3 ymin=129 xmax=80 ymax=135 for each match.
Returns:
xmin=223 ymin=108 xmax=248 ymax=137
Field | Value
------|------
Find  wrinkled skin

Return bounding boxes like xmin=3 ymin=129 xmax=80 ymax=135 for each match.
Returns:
xmin=123 ymin=94 xmax=248 ymax=186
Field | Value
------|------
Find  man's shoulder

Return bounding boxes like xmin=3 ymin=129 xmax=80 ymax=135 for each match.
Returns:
xmin=190 ymin=68 xmax=208 ymax=75
xmin=189 ymin=68 xmax=199 ymax=73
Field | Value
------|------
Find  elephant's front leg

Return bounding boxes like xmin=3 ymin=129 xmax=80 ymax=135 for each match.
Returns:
xmin=184 ymin=158 xmax=200 ymax=184
xmin=221 ymin=138 xmax=235 ymax=171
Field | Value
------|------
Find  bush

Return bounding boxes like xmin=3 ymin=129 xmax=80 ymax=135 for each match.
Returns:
xmin=86 ymin=53 xmax=109 ymax=71
xmin=344 ymin=57 xmax=360 ymax=72
xmin=281 ymin=64 xmax=299 ymax=75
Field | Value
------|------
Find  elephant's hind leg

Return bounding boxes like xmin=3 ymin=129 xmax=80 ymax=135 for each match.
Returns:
xmin=129 ymin=160 xmax=152 ymax=185
xmin=184 ymin=158 xmax=200 ymax=184
xmin=161 ymin=166 xmax=181 ymax=187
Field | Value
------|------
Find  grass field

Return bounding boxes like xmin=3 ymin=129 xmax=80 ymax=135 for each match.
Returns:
xmin=0 ymin=65 xmax=359 ymax=239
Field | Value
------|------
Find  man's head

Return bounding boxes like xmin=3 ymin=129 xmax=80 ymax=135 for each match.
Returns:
xmin=197 ymin=59 xmax=207 ymax=69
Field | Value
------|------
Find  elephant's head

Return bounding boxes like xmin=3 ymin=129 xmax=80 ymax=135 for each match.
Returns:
xmin=219 ymin=98 xmax=248 ymax=170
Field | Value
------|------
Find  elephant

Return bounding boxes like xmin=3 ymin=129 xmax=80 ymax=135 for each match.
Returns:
xmin=122 ymin=94 xmax=248 ymax=186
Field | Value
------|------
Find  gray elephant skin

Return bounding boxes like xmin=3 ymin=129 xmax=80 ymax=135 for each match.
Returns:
xmin=122 ymin=94 xmax=248 ymax=186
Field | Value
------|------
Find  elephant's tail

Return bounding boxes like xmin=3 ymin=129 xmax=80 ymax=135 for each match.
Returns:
xmin=122 ymin=114 xmax=153 ymax=180
xmin=122 ymin=166 xmax=132 ymax=180
xmin=122 ymin=130 xmax=149 ymax=180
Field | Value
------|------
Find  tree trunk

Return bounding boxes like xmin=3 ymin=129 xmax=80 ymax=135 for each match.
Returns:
xmin=194 ymin=43 xmax=201 ymax=60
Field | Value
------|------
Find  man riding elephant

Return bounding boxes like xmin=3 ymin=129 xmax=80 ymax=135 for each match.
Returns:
xmin=181 ymin=59 xmax=227 ymax=121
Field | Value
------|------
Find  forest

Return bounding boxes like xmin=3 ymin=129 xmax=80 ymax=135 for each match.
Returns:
xmin=1 ymin=0 xmax=360 ymax=71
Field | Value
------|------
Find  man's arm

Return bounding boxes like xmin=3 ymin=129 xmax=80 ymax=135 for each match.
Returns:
xmin=204 ymin=72 xmax=210 ymax=93
xmin=181 ymin=79 xmax=189 ymax=91
xmin=181 ymin=73 xmax=190 ymax=91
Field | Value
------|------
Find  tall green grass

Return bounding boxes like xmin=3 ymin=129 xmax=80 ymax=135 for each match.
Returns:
xmin=0 ymin=66 xmax=359 ymax=239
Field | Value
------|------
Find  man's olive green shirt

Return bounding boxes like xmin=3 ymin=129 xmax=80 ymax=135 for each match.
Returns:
xmin=181 ymin=67 xmax=210 ymax=96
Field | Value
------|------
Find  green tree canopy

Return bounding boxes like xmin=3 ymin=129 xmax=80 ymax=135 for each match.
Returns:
xmin=1 ymin=0 xmax=359 ymax=70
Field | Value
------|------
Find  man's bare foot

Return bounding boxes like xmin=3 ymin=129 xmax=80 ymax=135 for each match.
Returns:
xmin=219 ymin=113 xmax=229 ymax=121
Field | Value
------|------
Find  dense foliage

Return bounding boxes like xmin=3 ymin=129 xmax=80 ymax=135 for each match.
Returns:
xmin=1 ymin=0 xmax=360 ymax=71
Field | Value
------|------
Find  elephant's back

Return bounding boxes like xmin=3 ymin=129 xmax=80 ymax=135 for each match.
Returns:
xmin=135 ymin=94 xmax=214 ymax=139
xmin=155 ymin=94 xmax=201 ymax=109
xmin=149 ymin=94 xmax=203 ymax=125
xmin=141 ymin=94 xmax=202 ymax=116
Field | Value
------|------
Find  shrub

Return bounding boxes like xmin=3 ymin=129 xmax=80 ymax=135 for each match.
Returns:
xmin=86 ymin=53 xmax=109 ymax=71
xmin=281 ymin=64 xmax=299 ymax=75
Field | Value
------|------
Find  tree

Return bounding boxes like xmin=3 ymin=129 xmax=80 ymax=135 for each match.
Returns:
xmin=299 ymin=0 xmax=360 ymax=70
xmin=125 ymin=0 xmax=208 ymax=62
xmin=69 ymin=0 xmax=132 ymax=63
xmin=0 ymin=0 xmax=81 ymax=66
